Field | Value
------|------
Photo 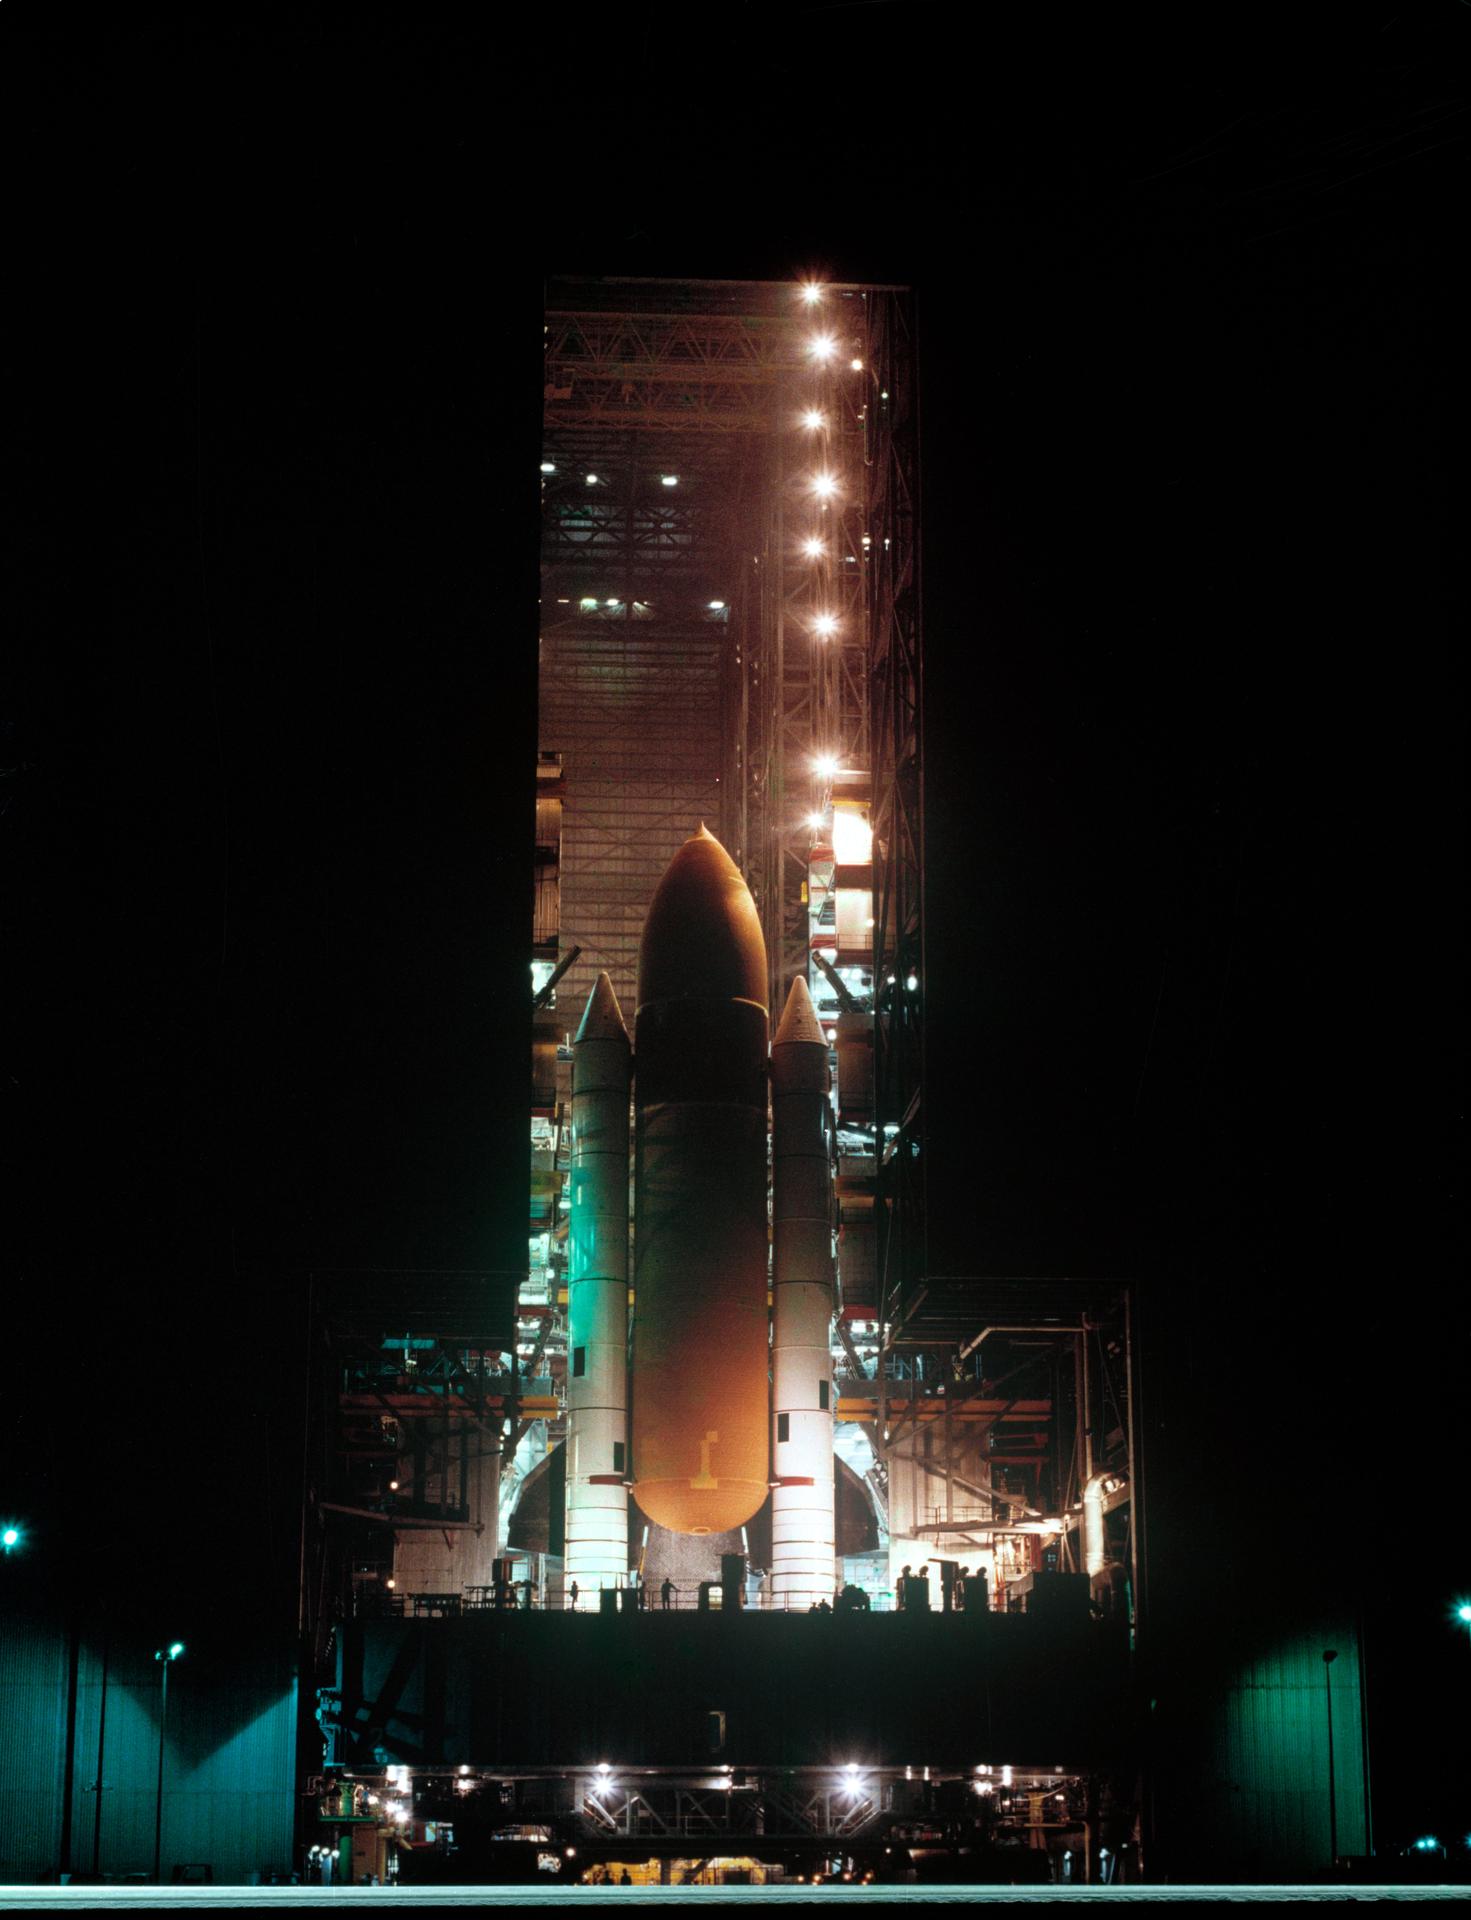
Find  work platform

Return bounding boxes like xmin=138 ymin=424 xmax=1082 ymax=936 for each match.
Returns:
xmin=322 ymin=1608 xmax=1133 ymax=1774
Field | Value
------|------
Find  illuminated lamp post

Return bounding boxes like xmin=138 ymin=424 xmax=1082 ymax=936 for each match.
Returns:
xmin=153 ymin=1642 xmax=184 ymax=1883
xmin=1321 ymin=1649 xmax=1338 ymax=1871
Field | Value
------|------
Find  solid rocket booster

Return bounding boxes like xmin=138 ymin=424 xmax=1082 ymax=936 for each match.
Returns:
xmin=631 ymin=827 xmax=770 ymax=1536
xmin=564 ymin=972 xmax=631 ymax=1587
xmin=770 ymin=974 xmax=837 ymax=1607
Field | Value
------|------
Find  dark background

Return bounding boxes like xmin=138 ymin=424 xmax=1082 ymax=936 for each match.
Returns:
xmin=6 ymin=5 xmax=1462 ymax=1862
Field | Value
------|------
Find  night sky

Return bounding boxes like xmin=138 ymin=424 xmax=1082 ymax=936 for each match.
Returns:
xmin=7 ymin=9 xmax=1463 ymax=1860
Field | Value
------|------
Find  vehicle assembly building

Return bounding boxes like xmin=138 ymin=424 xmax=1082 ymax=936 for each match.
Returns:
xmin=296 ymin=276 xmax=1365 ymax=1890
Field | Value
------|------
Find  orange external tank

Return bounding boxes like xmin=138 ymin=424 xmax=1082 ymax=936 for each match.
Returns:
xmin=631 ymin=826 xmax=771 ymax=1535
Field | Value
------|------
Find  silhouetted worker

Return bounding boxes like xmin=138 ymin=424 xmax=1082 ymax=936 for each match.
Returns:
xmin=569 ymin=1579 xmax=579 ymax=1611
xmin=661 ymin=1577 xmax=674 ymax=1610
xmin=956 ymin=1566 xmax=971 ymax=1611
xmin=897 ymin=1564 xmax=912 ymax=1611
xmin=914 ymin=1564 xmax=932 ymax=1610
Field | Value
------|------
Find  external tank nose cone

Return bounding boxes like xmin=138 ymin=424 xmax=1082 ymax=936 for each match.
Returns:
xmin=638 ymin=827 xmax=767 ymax=1011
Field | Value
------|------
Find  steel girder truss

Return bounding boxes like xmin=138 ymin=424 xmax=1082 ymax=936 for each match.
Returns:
xmin=576 ymin=1776 xmax=890 ymax=1843
xmin=735 ymin=341 xmax=875 ymax=1011
xmin=541 ymin=281 xmax=878 ymax=1043
xmin=303 ymin=1287 xmax=517 ymax=1661
xmin=865 ymin=292 xmax=924 ymax=1338
xmin=545 ymin=310 xmax=802 ymax=434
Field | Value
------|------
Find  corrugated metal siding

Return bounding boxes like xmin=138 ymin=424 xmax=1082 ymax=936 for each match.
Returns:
xmin=0 ymin=1617 xmax=69 ymax=1882
xmin=1188 ymin=1619 xmax=1368 ymax=1876
xmin=540 ymin=621 xmax=725 ymax=1021
xmin=1 ymin=1625 xmax=296 ymax=1886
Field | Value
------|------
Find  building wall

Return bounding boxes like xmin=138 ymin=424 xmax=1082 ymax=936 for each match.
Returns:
xmin=0 ymin=1617 xmax=296 ymax=1886
xmin=1150 ymin=1618 xmax=1370 ymax=1880
xmin=0 ymin=1617 xmax=70 ymax=1883
xmin=538 ymin=616 xmax=725 ymax=1022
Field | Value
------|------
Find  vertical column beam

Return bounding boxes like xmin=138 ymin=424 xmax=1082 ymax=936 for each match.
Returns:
xmin=564 ymin=973 xmax=632 ymax=1590
xmin=770 ymin=976 xmax=837 ymax=1608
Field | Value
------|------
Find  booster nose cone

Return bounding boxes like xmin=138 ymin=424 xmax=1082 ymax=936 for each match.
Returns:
xmin=773 ymin=972 xmax=826 ymax=1049
xmin=575 ymin=970 xmax=629 ymax=1047
xmin=638 ymin=826 xmax=767 ymax=1012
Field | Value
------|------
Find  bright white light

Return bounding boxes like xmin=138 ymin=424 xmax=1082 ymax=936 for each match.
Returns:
xmin=906 ymin=972 xmax=918 ymax=991
xmin=801 ymin=408 xmax=826 ymax=431
xmin=807 ymin=334 xmax=838 ymax=363
xmin=801 ymin=536 xmax=826 ymax=559
xmin=597 ymin=1762 xmax=610 ymax=1775
xmin=800 ymin=283 xmax=824 ymax=306
xmin=1001 ymin=1765 xmax=1013 ymax=1787
xmin=807 ymin=812 xmax=826 ymax=830
xmin=585 ymin=473 xmax=599 ymax=485
xmin=832 ymin=805 xmax=871 ymax=863
xmin=812 ymin=613 xmax=838 ymax=639
xmin=540 ymin=462 xmax=556 ymax=474
xmin=811 ymin=474 xmax=838 ymax=499
xmin=394 ymin=1808 xmax=410 ymax=1825
xmin=813 ymin=753 xmax=840 ymax=777
xmin=850 ymin=357 xmax=864 ymax=371
xmin=661 ymin=474 xmax=679 ymax=486
xmin=605 ymin=599 xmax=621 ymax=608
xmin=579 ymin=597 xmax=598 ymax=610
xmin=709 ymin=600 xmax=726 ymax=610
xmin=845 ymin=1763 xmax=858 ymax=1775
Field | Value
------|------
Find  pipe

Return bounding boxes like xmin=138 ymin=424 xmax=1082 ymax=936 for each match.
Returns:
xmin=957 ymin=1324 xmax=1085 ymax=1364
xmin=532 ymin=944 xmax=583 ymax=1012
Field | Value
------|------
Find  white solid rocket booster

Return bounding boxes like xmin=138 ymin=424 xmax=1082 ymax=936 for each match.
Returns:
xmin=564 ymin=972 xmax=631 ymax=1590
xmin=770 ymin=974 xmax=837 ymax=1608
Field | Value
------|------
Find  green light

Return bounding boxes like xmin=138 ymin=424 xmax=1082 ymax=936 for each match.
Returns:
xmin=1457 ymin=1603 xmax=1471 ymax=1623
xmin=1 ymin=1527 xmax=18 ymax=1551
xmin=169 ymin=1642 xmax=185 ymax=1659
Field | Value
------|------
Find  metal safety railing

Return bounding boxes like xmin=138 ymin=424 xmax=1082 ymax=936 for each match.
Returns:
xmin=347 ymin=1582 xmax=1009 ymax=1620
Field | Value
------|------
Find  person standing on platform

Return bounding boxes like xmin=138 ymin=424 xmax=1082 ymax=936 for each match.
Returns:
xmin=569 ymin=1579 xmax=579 ymax=1611
xmin=661 ymin=1577 xmax=674 ymax=1610
xmin=897 ymin=1564 xmax=912 ymax=1611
